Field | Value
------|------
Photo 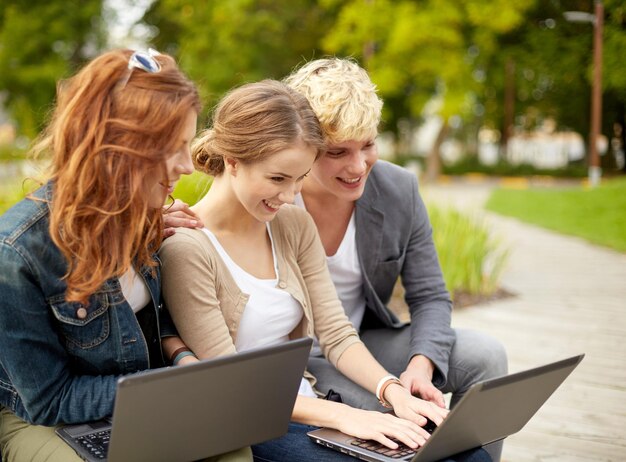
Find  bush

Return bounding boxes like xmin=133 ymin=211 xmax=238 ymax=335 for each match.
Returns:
xmin=0 ymin=178 xmax=33 ymax=215
xmin=0 ymin=145 xmax=28 ymax=163
xmin=442 ymin=156 xmax=587 ymax=178
xmin=171 ymin=171 xmax=212 ymax=205
xmin=392 ymin=154 xmax=587 ymax=178
xmin=428 ymin=204 xmax=509 ymax=297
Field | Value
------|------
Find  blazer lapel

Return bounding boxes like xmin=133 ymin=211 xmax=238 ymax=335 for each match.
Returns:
xmin=355 ymin=171 xmax=385 ymax=276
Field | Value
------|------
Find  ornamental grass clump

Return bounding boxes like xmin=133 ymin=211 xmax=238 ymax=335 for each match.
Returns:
xmin=428 ymin=205 xmax=508 ymax=299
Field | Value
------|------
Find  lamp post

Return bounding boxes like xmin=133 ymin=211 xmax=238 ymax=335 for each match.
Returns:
xmin=564 ymin=1 xmax=604 ymax=187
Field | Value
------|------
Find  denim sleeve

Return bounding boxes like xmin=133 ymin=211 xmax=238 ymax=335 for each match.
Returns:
xmin=0 ymin=241 xmax=117 ymax=425
xmin=401 ymin=174 xmax=455 ymax=388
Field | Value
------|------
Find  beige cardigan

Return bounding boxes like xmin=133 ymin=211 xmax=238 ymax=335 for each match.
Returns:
xmin=159 ymin=205 xmax=362 ymax=385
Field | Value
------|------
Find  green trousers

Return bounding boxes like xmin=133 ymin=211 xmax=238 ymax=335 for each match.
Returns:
xmin=0 ymin=407 xmax=252 ymax=462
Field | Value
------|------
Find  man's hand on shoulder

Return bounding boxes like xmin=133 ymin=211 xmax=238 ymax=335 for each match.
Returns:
xmin=400 ymin=354 xmax=446 ymax=408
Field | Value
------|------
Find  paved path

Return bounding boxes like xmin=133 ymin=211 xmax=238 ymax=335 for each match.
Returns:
xmin=421 ymin=181 xmax=626 ymax=462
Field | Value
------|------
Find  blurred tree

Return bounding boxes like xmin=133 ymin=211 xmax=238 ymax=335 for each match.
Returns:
xmin=482 ymin=0 xmax=626 ymax=173
xmin=320 ymin=0 xmax=535 ymax=180
xmin=0 ymin=1 xmax=105 ymax=138
xmin=144 ymin=0 xmax=330 ymax=118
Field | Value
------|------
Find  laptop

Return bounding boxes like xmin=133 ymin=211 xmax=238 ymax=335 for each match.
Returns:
xmin=308 ymin=354 xmax=584 ymax=462
xmin=56 ymin=337 xmax=312 ymax=462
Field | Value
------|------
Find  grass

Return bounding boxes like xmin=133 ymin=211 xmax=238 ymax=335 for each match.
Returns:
xmin=486 ymin=176 xmax=626 ymax=252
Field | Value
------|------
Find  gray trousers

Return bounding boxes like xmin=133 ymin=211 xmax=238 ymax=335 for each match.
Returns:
xmin=308 ymin=327 xmax=508 ymax=462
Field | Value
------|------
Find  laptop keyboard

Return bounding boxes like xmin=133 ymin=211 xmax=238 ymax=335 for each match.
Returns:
xmin=351 ymin=438 xmax=417 ymax=459
xmin=350 ymin=417 xmax=437 ymax=459
xmin=75 ymin=430 xmax=110 ymax=459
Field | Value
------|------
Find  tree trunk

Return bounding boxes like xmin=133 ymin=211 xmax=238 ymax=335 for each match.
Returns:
xmin=501 ymin=57 xmax=515 ymax=153
xmin=618 ymin=100 xmax=626 ymax=173
xmin=425 ymin=119 xmax=450 ymax=183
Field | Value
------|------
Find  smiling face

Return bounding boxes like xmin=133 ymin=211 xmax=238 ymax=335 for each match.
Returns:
xmin=306 ymin=138 xmax=379 ymax=202
xmin=147 ymin=108 xmax=197 ymax=209
xmin=228 ymin=139 xmax=317 ymax=222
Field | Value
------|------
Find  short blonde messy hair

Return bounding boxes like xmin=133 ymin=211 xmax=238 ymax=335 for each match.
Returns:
xmin=284 ymin=57 xmax=383 ymax=145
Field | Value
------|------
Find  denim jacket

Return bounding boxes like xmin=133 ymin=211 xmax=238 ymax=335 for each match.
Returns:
xmin=0 ymin=183 xmax=172 ymax=426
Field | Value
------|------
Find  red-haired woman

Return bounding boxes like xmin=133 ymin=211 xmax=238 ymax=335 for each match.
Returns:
xmin=0 ymin=49 xmax=250 ymax=462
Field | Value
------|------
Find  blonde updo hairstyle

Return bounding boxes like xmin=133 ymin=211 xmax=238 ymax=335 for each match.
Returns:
xmin=284 ymin=57 xmax=383 ymax=145
xmin=193 ymin=80 xmax=324 ymax=176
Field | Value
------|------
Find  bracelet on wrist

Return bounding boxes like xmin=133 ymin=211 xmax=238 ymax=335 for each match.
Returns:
xmin=169 ymin=346 xmax=192 ymax=363
xmin=375 ymin=375 xmax=402 ymax=408
xmin=173 ymin=350 xmax=197 ymax=365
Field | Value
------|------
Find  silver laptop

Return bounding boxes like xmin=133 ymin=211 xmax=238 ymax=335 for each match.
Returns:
xmin=308 ymin=354 xmax=584 ymax=462
xmin=57 ymin=338 xmax=312 ymax=462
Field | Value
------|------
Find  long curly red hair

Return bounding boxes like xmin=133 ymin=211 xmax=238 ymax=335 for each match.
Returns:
xmin=34 ymin=49 xmax=201 ymax=304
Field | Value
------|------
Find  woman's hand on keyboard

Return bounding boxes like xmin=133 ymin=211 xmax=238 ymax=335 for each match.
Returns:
xmin=335 ymin=406 xmax=430 ymax=450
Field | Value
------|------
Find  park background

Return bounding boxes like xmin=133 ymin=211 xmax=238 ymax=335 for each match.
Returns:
xmin=1 ymin=1 xmax=625 ymax=460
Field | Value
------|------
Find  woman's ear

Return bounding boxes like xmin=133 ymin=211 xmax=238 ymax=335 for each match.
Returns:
xmin=224 ymin=157 xmax=238 ymax=176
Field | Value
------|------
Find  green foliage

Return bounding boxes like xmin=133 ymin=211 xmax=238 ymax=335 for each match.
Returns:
xmin=440 ymin=156 xmax=588 ymax=178
xmin=171 ymin=170 xmax=212 ymax=206
xmin=321 ymin=0 xmax=535 ymax=124
xmin=480 ymin=1 xmax=626 ymax=144
xmin=2 ymin=0 xmax=626 ymax=174
xmin=392 ymin=154 xmax=587 ymax=178
xmin=486 ymin=177 xmax=626 ymax=252
xmin=0 ymin=176 xmax=32 ymax=215
xmin=0 ymin=1 xmax=105 ymax=138
xmin=0 ymin=145 xmax=27 ymax=162
xmin=145 ymin=0 xmax=330 ymax=117
xmin=428 ymin=203 xmax=509 ymax=296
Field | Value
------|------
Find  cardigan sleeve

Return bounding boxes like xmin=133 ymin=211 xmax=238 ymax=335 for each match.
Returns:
xmin=286 ymin=207 xmax=362 ymax=367
xmin=159 ymin=229 xmax=237 ymax=359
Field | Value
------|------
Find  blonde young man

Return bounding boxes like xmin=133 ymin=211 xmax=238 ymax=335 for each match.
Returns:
xmin=284 ymin=58 xmax=508 ymax=462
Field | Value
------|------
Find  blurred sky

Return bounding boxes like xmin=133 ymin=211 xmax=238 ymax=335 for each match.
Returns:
xmin=105 ymin=0 xmax=154 ymax=48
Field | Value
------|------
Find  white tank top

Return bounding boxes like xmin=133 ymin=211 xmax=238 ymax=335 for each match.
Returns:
xmin=119 ymin=266 xmax=151 ymax=313
xmin=202 ymin=225 xmax=316 ymax=397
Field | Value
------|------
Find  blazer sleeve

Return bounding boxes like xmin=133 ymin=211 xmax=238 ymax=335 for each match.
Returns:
xmin=402 ymin=173 xmax=455 ymax=387
xmin=159 ymin=230 xmax=237 ymax=359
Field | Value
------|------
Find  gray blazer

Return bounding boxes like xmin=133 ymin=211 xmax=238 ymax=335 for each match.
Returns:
xmin=355 ymin=160 xmax=455 ymax=386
